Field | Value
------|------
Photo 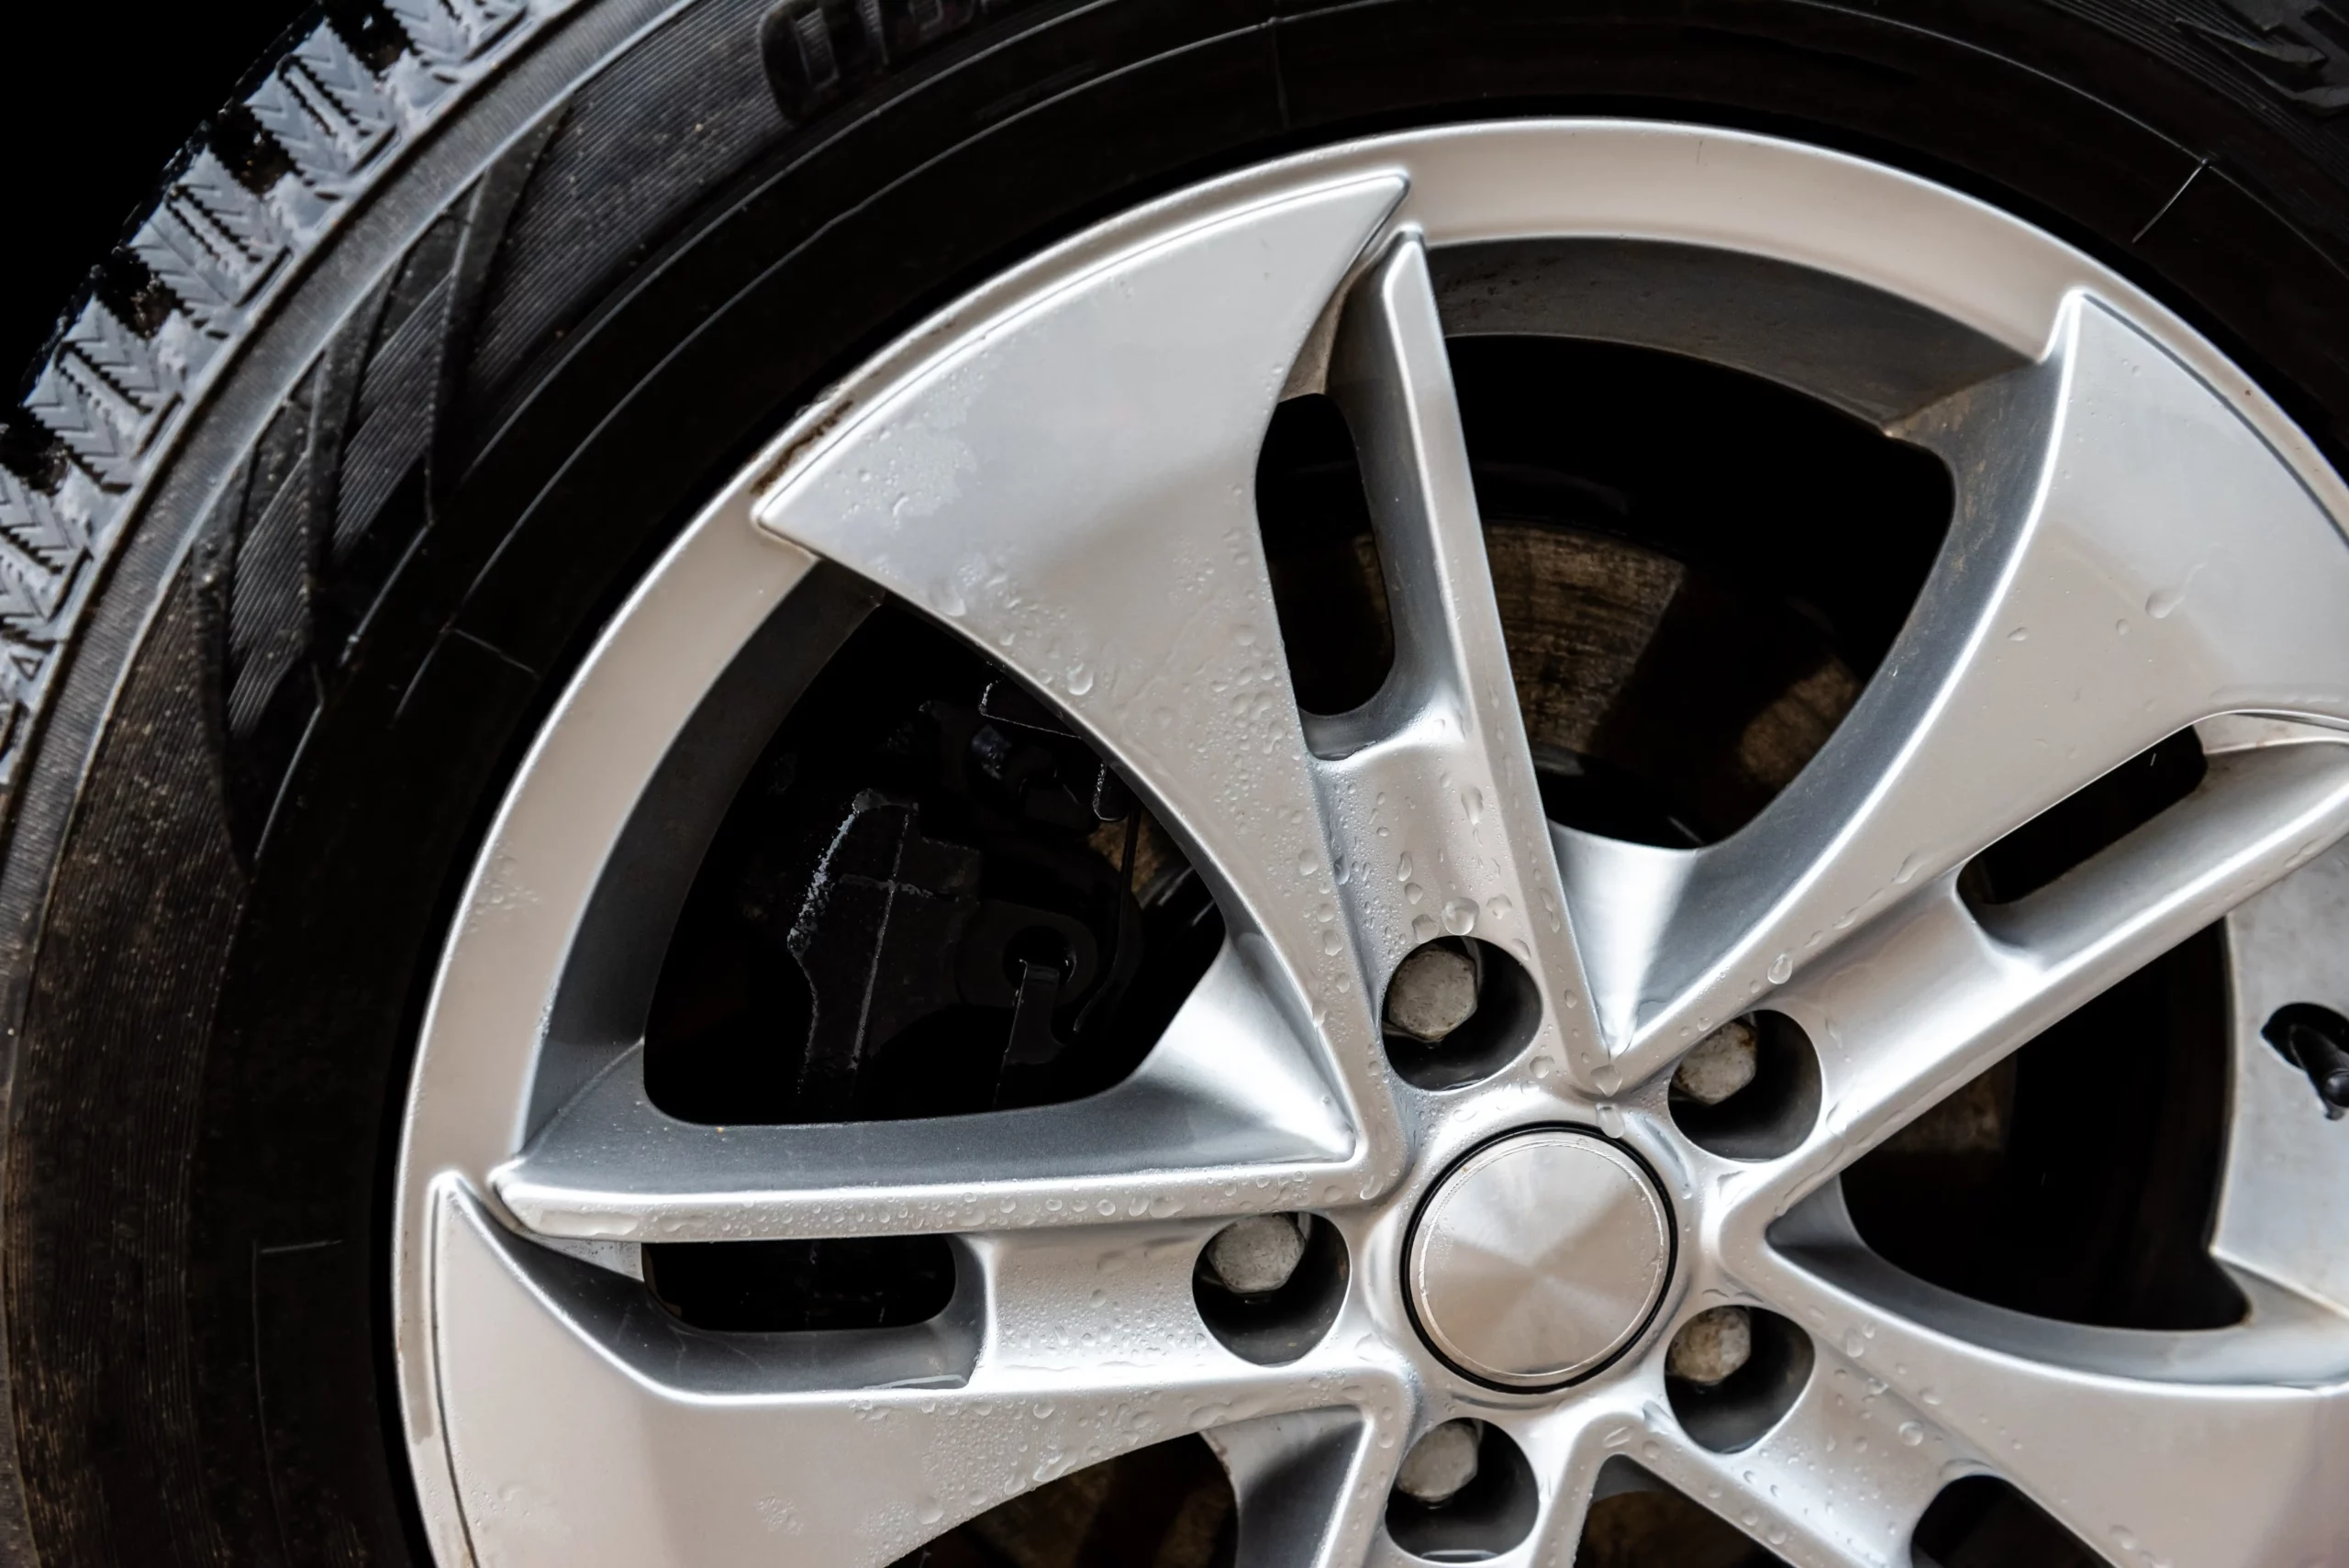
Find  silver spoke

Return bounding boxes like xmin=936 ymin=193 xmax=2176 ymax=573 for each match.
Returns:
xmin=1208 ymin=1409 xmax=1395 ymax=1568
xmin=494 ymin=941 xmax=1356 ymax=1242
xmin=1313 ymin=235 xmax=1602 ymax=1079
xmin=1589 ymin=1378 xmax=1950 ymax=1568
xmin=431 ymin=1183 xmax=1402 ymax=1567
xmin=750 ymin=173 xmax=1411 ymax=1171
xmin=1755 ymin=1198 xmax=2349 ymax=1567
xmin=1709 ymin=737 xmax=2349 ymax=1219
xmin=1575 ymin=294 xmax=2349 ymax=1084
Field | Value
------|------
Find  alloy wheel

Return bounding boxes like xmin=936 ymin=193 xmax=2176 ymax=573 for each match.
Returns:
xmin=394 ymin=121 xmax=2349 ymax=1567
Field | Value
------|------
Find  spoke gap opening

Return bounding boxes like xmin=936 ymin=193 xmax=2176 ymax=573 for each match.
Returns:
xmin=1448 ymin=336 xmax=1953 ymax=849
xmin=644 ymin=1233 xmax=957 ymax=1332
xmin=1257 ymin=393 xmax=1395 ymax=718
xmin=1911 ymin=1474 xmax=2104 ymax=1568
xmin=1962 ymin=728 xmax=2208 ymax=907
xmin=641 ymin=602 xmax=1225 ymax=1128
xmin=1839 ymin=925 xmax=2244 ymax=1330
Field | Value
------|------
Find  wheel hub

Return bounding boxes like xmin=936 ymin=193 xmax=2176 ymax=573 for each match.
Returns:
xmin=1406 ymin=1129 xmax=1673 ymax=1389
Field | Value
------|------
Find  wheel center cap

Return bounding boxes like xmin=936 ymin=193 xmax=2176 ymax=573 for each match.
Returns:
xmin=1405 ymin=1129 xmax=1673 ymax=1389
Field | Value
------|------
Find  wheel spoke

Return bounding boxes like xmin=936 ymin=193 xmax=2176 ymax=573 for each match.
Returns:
xmin=1751 ymin=1195 xmax=2349 ymax=1566
xmin=1709 ymin=737 xmax=2349 ymax=1217
xmin=1207 ymin=1408 xmax=1396 ymax=1568
xmin=1311 ymin=234 xmax=1602 ymax=1075
xmin=431 ymin=1182 xmax=1400 ymax=1567
xmin=1575 ymin=295 xmax=2349 ymax=1084
xmin=750 ymin=173 xmax=1411 ymax=1175
xmin=1583 ymin=1379 xmax=1949 ymax=1568
xmin=494 ymin=941 xmax=1356 ymax=1242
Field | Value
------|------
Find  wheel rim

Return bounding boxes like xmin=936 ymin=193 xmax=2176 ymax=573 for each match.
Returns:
xmin=393 ymin=121 xmax=2349 ymax=1566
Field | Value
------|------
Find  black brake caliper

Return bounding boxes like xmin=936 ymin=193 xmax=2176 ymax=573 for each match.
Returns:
xmin=782 ymin=675 xmax=1139 ymax=1114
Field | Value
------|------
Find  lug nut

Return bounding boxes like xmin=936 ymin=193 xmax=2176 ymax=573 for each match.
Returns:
xmin=1203 ymin=1213 xmax=1310 ymax=1296
xmin=1386 ymin=945 xmax=1479 ymax=1041
xmin=1396 ymin=1418 xmax=1483 ymax=1505
xmin=1674 ymin=1017 xmax=1759 ymax=1106
xmin=1666 ymin=1306 xmax=1753 ymax=1385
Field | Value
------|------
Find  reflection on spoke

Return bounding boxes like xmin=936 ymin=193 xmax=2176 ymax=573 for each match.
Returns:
xmin=1309 ymin=235 xmax=1602 ymax=1076
xmin=1573 ymin=295 xmax=2349 ymax=1086
xmin=1747 ymin=1194 xmax=2349 ymax=1567
xmin=433 ymin=1185 xmax=1403 ymax=1568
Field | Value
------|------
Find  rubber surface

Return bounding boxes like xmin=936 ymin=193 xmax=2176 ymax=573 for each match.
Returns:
xmin=5 ymin=1 xmax=2349 ymax=1562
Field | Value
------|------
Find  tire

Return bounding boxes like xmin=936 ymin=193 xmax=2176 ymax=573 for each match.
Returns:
xmin=6 ymin=2 xmax=2349 ymax=1563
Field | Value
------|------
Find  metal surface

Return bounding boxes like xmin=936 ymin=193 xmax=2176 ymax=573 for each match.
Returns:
xmin=1406 ymin=1130 xmax=1672 ymax=1388
xmin=394 ymin=121 xmax=2349 ymax=1568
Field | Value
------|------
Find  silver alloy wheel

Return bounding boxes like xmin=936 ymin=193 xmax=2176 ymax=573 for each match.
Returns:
xmin=392 ymin=120 xmax=2349 ymax=1566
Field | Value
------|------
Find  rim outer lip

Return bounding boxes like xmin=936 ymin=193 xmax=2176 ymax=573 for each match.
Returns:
xmin=1400 ymin=1124 xmax=1679 ymax=1393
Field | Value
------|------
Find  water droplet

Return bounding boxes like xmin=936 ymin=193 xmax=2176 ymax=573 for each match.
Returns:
xmin=1593 ymin=1063 xmax=1622 ymax=1095
xmin=918 ymin=1498 xmax=944 ymax=1525
xmin=1463 ymin=788 xmax=1485 ymax=824
xmin=1531 ymin=1055 xmax=1556 ymax=1080
xmin=1442 ymin=898 xmax=1477 ymax=935
xmin=932 ymin=583 xmax=967 ymax=617
xmin=1405 ymin=881 xmax=1425 ymax=905
xmin=1066 ymin=662 xmax=1093 ymax=695
xmin=2147 ymin=586 xmax=2182 ymax=619
xmin=1842 ymin=1329 xmax=1866 ymax=1357
xmin=1321 ymin=930 xmax=1342 ymax=955
xmin=1297 ymin=851 xmax=1316 ymax=876
xmin=1510 ymin=938 xmax=1531 ymax=962
xmin=1768 ymin=952 xmax=1794 ymax=984
xmin=1334 ymin=858 xmax=1350 ymax=885
xmin=2007 ymin=626 xmax=2028 ymax=642
xmin=1899 ymin=1422 xmax=1924 ymax=1446
xmin=1412 ymin=915 xmax=1440 ymax=942
xmin=1597 ymin=1102 xmax=1625 ymax=1138
xmin=1234 ymin=625 xmax=1257 ymax=646
xmin=1920 ymin=1387 xmax=1942 ymax=1406
xmin=1895 ymin=852 xmax=1920 ymax=884
xmin=1397 ymin=853 xmax=1413 ymax=882
xmin=2114 ymin=618 xmax=2130 ymax=636
xmin=1486 ymin=895 xmax=1512 ymax=921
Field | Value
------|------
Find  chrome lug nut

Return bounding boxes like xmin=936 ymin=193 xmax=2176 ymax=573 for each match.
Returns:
xmin=1674 ymin=1017 xmax=1760 ymax=1106
xmin=1386 ymin=944 xmax=1479 ymax=1041
xmin=1666 ymin=1305 xmax=1753 ymax=1385
xmin=1203 ymin=1212 xmax=1310 ymax=1296
xmin=1395 ymin=1418 xmax=1483 ymax=1505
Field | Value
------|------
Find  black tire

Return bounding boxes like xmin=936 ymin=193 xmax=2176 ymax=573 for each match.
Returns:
xmin=5 ymin=1 xmax=2349 ymax=1562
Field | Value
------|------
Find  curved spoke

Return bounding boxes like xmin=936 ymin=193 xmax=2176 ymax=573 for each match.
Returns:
xmin=1582 ymin=1373 xmax=1951 ymax=1568
xmin=1580 ymin=295 xmax=2349 ymax=1084
xmin=1312 ymin=235 xmax=1602 ymax=1077
xmin=495 ymin=940 xmax=1356 ymax=1242
xmin=1752 ymin=1195 xmax=2349 ymax=1567
xmin=431 ymin=1183 xmax=1406 ymax=1567
xmin=1207 ymin=1408 xmax=1395 ymax=1568
xmin=1705 ymin=738 xmax=2349 ymax=1225
xmin=751 ymin=172 xmax=1410 ymax=1184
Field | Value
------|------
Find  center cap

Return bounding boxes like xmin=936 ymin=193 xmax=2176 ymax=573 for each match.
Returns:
xmin=1406 ymin=1129 xmax=1674 ymax=1389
